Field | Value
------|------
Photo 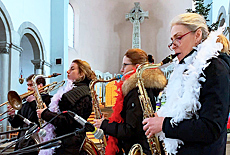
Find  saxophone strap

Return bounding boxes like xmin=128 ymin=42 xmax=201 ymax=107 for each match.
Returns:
xmin=63 ymin=85 xmax=90 ymax=106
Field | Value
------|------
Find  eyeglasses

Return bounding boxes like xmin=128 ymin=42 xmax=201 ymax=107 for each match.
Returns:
xmin=121 ymin=63 xmax=133 ymax=69
xmin=168 ymin=31 xmax=192 ymax=51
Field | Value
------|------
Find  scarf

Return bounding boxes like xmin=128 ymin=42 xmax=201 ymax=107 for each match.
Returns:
xmin=156 ymin=27 xmax=224 ymax=154
xmin=39 ymin=80 xmax=74 ymax=155
xmin=105 ymin=70 xmax=136 ymax=155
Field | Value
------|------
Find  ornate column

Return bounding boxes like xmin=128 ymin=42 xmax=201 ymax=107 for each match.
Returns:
xmin=31 ymin=59 xmax=52 ymax=75
xmin=31 ymin=59 xmax=44 ymax=74
xmin=126 ymin=2 xmax=149 ymax=49
xmin=0 ymin=41 xmax=10 ymax=132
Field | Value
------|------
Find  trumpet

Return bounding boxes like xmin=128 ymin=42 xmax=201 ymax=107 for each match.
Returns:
xmin=0 ymin=80 xmax=65 ymax=117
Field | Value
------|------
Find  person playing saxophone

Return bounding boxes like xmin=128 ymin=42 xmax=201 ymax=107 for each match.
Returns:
xmin=36 ymin=59 xmax=96 ymax=155
xmin=142 ymin=13 xmax=230 ymax=155
xmin=8 ymin=74 xmax=52 ymax=155
xmin=94 ymin=48 xmax=167 ymax=155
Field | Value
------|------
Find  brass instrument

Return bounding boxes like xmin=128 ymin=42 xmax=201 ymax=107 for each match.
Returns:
xmin=81 ymin=137 xmax=100 ymax=155
xmin=89 ymin=75 xmax=122 ymax=155
xmin=128 ymin=144 xmax=145 ymax=155
xmin=26 ymin=74 xmax=63 ymax=145
xmin=136 ymin=63 xmax=162 ymax=155
xmin=0 ymin=81 xmax=65 ymax=117
xmin=31 ymin=74 xmax=63 ymax=126
xmin=3 ymin=73 xmax=64 ymax=149
xmin=128 ymin=54 xmax=178 ymax=155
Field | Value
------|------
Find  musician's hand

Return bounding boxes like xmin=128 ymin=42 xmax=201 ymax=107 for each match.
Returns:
xmin=26 ymin=95 xmax=36 ymax=102
xmin=36 ymin=108 xmax=46 ymax=119
xmin=93 ymin=117 xmax=105 ymax=128
xmin=142 ymin=115 xmax=165 ymax=139
xmin=43 ymin=102 xmax=47 ymax=109
xmin=7 ymin=105 xmax=15 ymax=116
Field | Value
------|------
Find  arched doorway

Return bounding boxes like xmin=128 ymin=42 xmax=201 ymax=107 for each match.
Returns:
xmin=217 ymin=6 xmax=228 ymax=37
xmin=0 ymin=1 xmax=14 ymax=131
xmin=18 ymin=22 xmax=48 ymax=94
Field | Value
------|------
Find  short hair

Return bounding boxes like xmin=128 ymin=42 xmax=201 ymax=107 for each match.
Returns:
xmin=217 ymin=34 xmax=230 ymax=55
xmin=26 ymin=74 xmax=46 ymax=86
xmin=72 ymin=59 xmax=96 ymax=81
xmin=124 ymin=48 xmax=148 ymax=65
xmin=170 ymin=13 xmax=209 ymax=40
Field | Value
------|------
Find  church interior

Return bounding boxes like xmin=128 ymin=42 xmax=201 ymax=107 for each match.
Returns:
xmin=0 ymin=0 xmax=230 ymax=154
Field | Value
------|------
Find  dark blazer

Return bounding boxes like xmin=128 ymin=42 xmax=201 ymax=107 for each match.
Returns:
xmin=101 ymin=68 xmax=167 ymax=155
xmin=41 ymin=81 xmax=92 ymax=155
xmin=8 ymin=94 xmax=52 ymax=155
xmin=162 ymin=53 xmax=230 ymax=155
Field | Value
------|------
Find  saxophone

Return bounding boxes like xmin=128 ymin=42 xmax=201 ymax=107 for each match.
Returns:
xmin=89 ymin=75 xmax=122 ymax=155
xmin=31 ymin=73 xmax=63 ymax=125
xmin=128 ymin=54 xmax=178 ymax=155
xmin=0 ymin=74 xmax=64 ymax=153
xmin=32 ymin=75 xmax=45 ymax=126
xmin=30 ymin=73 xmax=62 ymax=142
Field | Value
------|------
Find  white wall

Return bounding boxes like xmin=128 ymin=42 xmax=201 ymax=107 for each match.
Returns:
xmin=69 ymin=0 xmax=192 ymax=74
xmin=1 ymin=0 xmax=51 ymax=63
xmin=1 ymin=0 xmax=192 ymax=77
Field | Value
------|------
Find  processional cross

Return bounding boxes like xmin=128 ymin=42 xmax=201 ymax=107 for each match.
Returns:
xmin=126 ymin=2 xmax=149 ymax=49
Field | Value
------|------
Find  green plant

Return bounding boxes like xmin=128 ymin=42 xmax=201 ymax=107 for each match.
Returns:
xmin=186 ymin=0 xmax=219 ymax=31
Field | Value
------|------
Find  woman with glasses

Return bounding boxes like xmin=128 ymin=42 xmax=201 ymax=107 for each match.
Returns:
xmin=143 ymin=13 xmax=230 ymax=155
xmin=94 ymin=48 xmax=167 ymax=155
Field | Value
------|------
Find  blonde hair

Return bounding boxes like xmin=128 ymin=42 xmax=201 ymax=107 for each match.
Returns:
xmin=171 ymin=13 xmax=209 ymax=40
xmin=125 ymin=48 xmax=148 ymax=65
xmin=217 ymin=34 xmax=230 ymax=55
xmin=72 ymin=59 xmax=96 ymax=81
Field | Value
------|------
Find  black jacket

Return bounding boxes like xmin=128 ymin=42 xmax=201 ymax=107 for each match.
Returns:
xmin=41 ymin=81 xmax=92 ymax=155
xmin=8 ymin=94 xmax=52 ymax=155
xmin=101 ymin=68 xmax=167 ymax=155
xmin=162 ymin=52 xmax=230 ymax=155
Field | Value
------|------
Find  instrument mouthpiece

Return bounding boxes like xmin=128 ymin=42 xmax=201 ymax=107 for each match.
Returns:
xmin=161 ymin=53 xmax=179 ymax=65
xmin=115 ymin=74 xmax=123 ymax=80
xmin=48 ymin=73 xmax=61 ymax=78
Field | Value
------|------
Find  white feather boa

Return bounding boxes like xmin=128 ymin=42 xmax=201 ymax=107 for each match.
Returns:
xmin=156 ymin=27 xmax=224 ymax=154
xmin=39 ymin=80 xmax=74 ymax=155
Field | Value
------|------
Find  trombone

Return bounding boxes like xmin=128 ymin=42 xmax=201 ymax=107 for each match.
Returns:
xmin=0 ymin=80 xmax=65 ymax=117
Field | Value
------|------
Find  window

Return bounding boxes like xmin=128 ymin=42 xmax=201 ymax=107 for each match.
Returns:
xmin=68 ymin=4 xmax=74 ymax=48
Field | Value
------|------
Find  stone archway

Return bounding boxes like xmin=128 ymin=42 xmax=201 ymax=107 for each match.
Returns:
xmin=0 ymin=1 xmax=15 ymax=131
xmin=18 ymin=22 xmax=47 ymax=75
xmin=217 ymin=6 xmax=228 ymax=37
xmin=217 ymin=6 xmax=227 ymax=27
